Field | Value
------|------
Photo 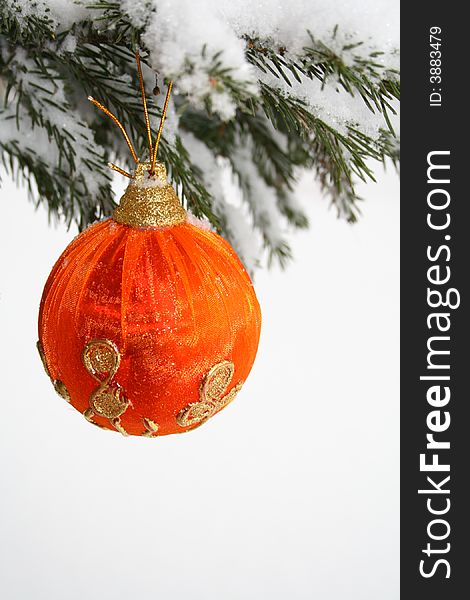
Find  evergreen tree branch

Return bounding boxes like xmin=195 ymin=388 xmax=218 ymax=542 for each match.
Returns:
xmin=0 ymin=0 xmax=400 ymax=268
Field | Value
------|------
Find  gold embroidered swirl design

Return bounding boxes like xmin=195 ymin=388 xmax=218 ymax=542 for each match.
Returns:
xmin=177 ymin=361 xmax=243 ymax=428
xmin=82 ymin=339 xmax=129 ymax=435
xmin=36 ymin=341 xmax=71 ymax=402
xmin=142 ymin=418 xmax=159 ymax=437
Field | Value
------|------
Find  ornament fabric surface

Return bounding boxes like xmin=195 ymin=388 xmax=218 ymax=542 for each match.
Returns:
xmin=37 ymin=54 xmax=261 ymax=437
xmin=38 ymin=179 xmax=261 ymax=436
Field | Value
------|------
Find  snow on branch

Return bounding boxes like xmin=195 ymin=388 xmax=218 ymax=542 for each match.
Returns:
xmin=0 ymin=0 xmax=399 ymax=267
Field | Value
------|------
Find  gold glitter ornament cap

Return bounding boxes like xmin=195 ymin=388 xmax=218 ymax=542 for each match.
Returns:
xmin=113 ymin=162 xmax=187 ymax=228
xmin=89 ymin=53 xmax=184 ymax=229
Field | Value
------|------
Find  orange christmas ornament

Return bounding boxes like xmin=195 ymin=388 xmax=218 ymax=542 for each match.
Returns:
xmin=37 ymin=53 xmax=261 ymax=437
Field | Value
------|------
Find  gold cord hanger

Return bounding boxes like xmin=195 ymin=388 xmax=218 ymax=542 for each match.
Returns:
xmin=150 ymin=80 xmax=173 ymax=176
xmin=135 ymin=51 xmax=154 ymax=159
xmin=87 ymin=96 xmax=139 ymax=164
xmin=107 ymin=162 xmax=133 ymax=179
xmin=88 ymin=51 xmax=173 ymax=179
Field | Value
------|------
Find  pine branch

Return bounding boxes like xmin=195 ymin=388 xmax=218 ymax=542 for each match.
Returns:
xmin=1 ymin=40 xmax=114 ymax=227
xmin=159 ymin=136 xmax=221 ymax=228
xmin=0 ymin=0 xmax=400 ymax=268
xmin=0 ymin=135 xmax=114 ymax=227
xmin=246 ymin=32 xmax=399 ymax=133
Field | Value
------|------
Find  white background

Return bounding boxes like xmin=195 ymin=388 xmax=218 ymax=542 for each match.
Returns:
xmin=0 ymin=165 xmax=399 ymax=599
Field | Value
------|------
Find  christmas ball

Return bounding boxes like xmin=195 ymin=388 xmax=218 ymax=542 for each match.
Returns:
xmin=38 ymin=162 xmax=261 ymax=437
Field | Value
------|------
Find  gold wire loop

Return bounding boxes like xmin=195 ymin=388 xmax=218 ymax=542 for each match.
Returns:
xmin=88 ymin=52 xmax=174 ymax=179
xmin=150 ymin=80 xmax=173 ymax=175
xmin=88 ymin=96 xmax=139 ymax=164
xmin=108 ymin=162 xmax=133 ymax=179
xmin=135 ymin=52 xmax=154 ymax=159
